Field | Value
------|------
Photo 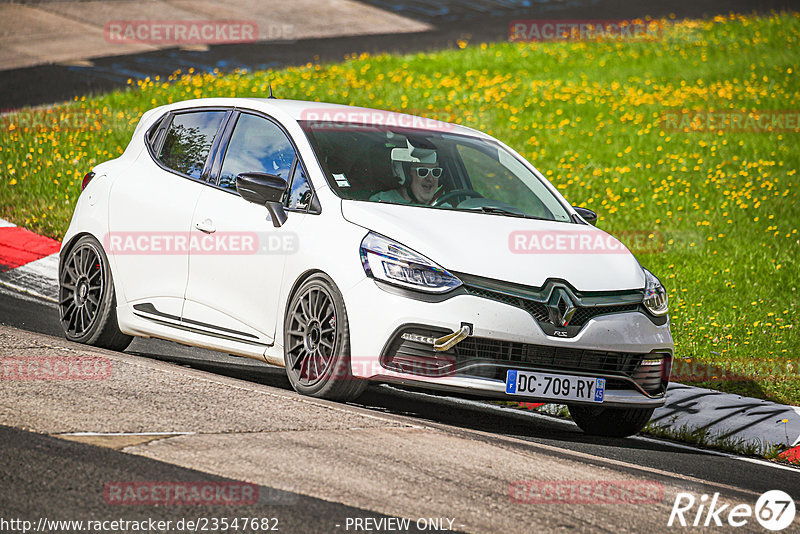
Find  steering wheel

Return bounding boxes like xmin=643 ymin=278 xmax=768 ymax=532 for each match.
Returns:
xmin=432 ymin=189 xmax=483 ymax=207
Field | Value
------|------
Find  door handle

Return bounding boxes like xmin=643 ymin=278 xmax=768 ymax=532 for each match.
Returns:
xmin=195 ymin=219 xmax=216 ymax=234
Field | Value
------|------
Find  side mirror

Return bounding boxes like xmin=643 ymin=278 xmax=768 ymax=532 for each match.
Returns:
xmin=573 ymin=206 xmax=597 ymax=226
xmin=236 ymin=172 xmax=289 ymax=228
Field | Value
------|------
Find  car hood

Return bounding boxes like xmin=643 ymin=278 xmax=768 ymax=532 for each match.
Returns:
xmin=341 ymin=201 xmax=646 ymax=291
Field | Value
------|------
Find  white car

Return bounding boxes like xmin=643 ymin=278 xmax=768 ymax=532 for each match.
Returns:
xmin=60 ymin=97 xmax=673 ymax=437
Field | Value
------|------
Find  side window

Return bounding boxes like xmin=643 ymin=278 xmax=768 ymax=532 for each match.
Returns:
xmin=218 ymin=113 xmax=296 ymax=192
xmin=286 ymin=163 xmax=312 ymax=211
xmin=158 ymin=111 xmax=226 ymax=179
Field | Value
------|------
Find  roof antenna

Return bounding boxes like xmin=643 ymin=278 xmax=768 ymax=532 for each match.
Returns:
xmin=268 ymin=84 xmax=276 ymax=99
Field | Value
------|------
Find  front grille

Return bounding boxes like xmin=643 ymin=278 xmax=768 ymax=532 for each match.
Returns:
xmin=453 ymin=337 xmax=640 ymax=375
xmin=569 ymin=303 xmax=641 ymax=326
xmin=463 ymin=284 xmax=641 ymax=330
xmin=463 ymin=286 xmax=549 ymax=322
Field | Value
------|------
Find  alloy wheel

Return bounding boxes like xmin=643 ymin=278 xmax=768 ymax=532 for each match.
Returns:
xmin=59 ymin=243 xmax=104 ymax=338
xmin=286 ymin=285 xmax=337 ymax=386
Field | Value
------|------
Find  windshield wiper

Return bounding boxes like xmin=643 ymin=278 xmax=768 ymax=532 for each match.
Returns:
xmin=459 ymin=206 xmax=550 ymax=221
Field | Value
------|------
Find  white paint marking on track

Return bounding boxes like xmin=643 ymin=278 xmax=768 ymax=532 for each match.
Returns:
xmin=0 ymin=251 xmax=59 ymax=302
xmin=632 ymin=436 xmax=800 ymax=474
xmin=59 ymin=431 xmax=196 ymax=436
xmin=0 ymin=283 xmax=57 ymax=307
xmin=378 ymin=385 xmax=800 ymax=473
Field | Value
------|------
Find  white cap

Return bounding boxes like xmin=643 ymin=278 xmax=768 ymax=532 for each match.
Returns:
xmin=391 ymin=139 xmax=437 ymax=184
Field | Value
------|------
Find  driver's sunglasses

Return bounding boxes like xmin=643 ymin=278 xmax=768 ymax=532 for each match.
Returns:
xmin=414 ymin=167 xmax=443 ymax=179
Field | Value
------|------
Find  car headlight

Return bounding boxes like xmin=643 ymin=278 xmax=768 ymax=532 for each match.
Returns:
xmin=642 ymin=268 xmax=668 ymax=316
xmin=360 ymin=232 xmax=462 ymax=294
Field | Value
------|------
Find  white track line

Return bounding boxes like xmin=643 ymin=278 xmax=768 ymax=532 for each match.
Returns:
xmin=633 ymin=435 xmax=800 ymax=473
xmin=380 ymin=385 xmax=800 ymax=473
xmin=0 ymin=252 xmax=59 ymax=302
xmin=59 ymin=431 xmax=196 ymax=436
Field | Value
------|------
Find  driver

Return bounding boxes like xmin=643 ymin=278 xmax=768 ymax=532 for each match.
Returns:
xmin=371 ymin=162 xmax=443 ymax=205
xmin=370 ymin=139 xmax=444 ymax=205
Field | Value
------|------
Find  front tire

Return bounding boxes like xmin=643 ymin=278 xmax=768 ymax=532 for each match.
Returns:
xmin=58 ymin=235 xmax=132 ymax=352
xmin=568 ymin=404 xmax=654 ymax=438
xmin=283 ymin=273 xmax=366 ymax=401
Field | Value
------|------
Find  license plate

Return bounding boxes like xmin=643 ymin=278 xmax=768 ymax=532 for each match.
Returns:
xmin=505 ymin=370 xmax=605 ymax=403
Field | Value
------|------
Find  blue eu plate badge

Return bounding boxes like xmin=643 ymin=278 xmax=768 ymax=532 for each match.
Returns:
xmin=594 ymin=378 xmax=606 ymax=402
xmin=506 ymin=370 xmax=518 ymax=394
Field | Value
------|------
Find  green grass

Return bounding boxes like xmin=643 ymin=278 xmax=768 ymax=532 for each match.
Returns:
xmin=1 ymin=13 xmax=798 ymax=403
xmin=643 ymin=419 xmax=788 ymax=458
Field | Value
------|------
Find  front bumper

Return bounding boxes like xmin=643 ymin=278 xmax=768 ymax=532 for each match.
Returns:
xmin=344 ymin=278 xmax=674 ymax=408
xmin=376 ymin=375 xmax=668 ymax=408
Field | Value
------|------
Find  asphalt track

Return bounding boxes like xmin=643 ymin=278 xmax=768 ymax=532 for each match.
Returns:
xmin=2 ymin=286 xmax=800 ymax=493
xmin=1 ymin=285 xmax=798 ymax=532
xmin=0 ymin=425 xmax=434 ymax=534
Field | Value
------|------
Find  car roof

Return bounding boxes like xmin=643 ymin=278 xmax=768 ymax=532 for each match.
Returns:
xmin=156 ymin=97 xmax=486 ymax=138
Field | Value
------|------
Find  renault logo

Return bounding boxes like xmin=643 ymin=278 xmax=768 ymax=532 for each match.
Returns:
xmin=547 ymin=288 xmax=577 ymax=327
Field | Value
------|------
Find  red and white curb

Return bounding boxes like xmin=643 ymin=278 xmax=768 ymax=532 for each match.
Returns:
xmin=0 ymin=219 xmax=59 ymax=302
xmin=0 ymin=218 xmax=798 ymax=459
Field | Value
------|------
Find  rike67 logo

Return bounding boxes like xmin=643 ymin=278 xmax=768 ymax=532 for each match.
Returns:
xmin=669 ymin=490 xmax=796 ymax=531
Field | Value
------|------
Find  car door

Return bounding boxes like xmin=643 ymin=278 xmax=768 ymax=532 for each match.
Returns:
xmin=182 ymin=111 xmax=313 ymax=345
xmin=107 ymin=108 xmax=229 ymax=319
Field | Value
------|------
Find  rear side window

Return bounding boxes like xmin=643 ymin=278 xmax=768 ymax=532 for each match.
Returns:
xmin=218 ymin=113 xmax=296 ymax=191
xmin=158 ymin=111 xmax=226 ymax=179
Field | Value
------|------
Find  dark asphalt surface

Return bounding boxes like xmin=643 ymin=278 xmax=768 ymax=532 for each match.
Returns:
xmin=1 ymin=0 xmax=796 ymax=109
xmin=1 ymin=288 xmax=798 ymax=504
xmin=0 ymin=425 xmax=433 ymax=534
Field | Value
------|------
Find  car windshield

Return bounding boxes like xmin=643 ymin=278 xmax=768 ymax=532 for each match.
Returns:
xmin=299 ymin=121 xmax=572 ymax=222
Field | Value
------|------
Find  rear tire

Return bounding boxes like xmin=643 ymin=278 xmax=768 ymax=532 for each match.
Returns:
xmin=283 ymin=273 xmax=366 ymax=401
xmin=58 ymin=235 xmax=132 ymax=352
xmin=568 ymin=404 xmax=654 ymax=438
